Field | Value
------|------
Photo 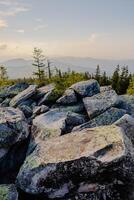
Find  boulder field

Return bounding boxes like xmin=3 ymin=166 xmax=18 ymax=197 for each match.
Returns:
xmin=0 ymin=79 xmax=133 ymax=199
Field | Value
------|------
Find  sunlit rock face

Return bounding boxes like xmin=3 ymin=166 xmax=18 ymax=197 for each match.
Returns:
xmin=16 ymin=125 xmax=134 ymax=199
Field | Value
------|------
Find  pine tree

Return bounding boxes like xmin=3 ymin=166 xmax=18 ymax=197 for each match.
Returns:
xmin=112 ymin=65 xmax=120 ymax=93
xmin=32 ymin=47 xmax=46 ymax=81
xmin=101 ymin=71 xmax=107 ymax=86
xmin=47 ymin=60 xmax=52 ymax=79
xmin=95 ymin=65 xmax=101 ymax=83
xmin=118 ymin=66 xmax=130 ymax=94
xmin=0 ymin=65 xmax=8 ymax=80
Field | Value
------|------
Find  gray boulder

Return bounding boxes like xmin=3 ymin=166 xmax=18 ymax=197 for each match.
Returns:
xmin=114 ymin=114 xmax=134 ymax=146
xmin=70 ymin=79 xmax=100 ymax=97
xmin=10 ymin=85 xmax=37 ymax=107
xmin=16 ymin=125 xmax=134 ymax=199
xmin=63 ymin=112 xmax=87 ymax=133
xmin=0 ymin=184 xmax=18 ymax=200
xmin=0 ymin=98 xmax=11 ymax=107
xmin=18 ymin=105 xmax=33 ymax=118
xmin=38 ymin=90 xmax=57 ymax=106
xmin=116 ymin=95 xmax=134 ymax=117
xmin=32 ymin=105 xmax=49 ymax=117
xmin=56 ymin=89 xmax=77 ymax=105
xmin=32 ymin=109 xmax=86 ymax=141
xmin=32 ymin=109 xmax=67 ymax=141
xmin=73 ymin=107 xmax=126 ymax=132
xmin=0 ymin=107 xmax=29 ymax=182
xmin=83 ymin=90 xmax=119 ymax=119
xmin=0 ymin=83 xmax=29 ymax=99
xmin=37 ymin=83 xmax=55 ymax=98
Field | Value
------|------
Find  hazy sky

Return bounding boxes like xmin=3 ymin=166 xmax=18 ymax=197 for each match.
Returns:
xmin=0 ymin=0 xmax=134 ymax=60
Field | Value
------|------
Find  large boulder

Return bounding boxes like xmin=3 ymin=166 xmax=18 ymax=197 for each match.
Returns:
xmin=10 ymin=85 xmax=37 ymax=107
xmin=0 ymin=184 xmax=18 ymax=200
xmin=83 ymin=90 xmax=119 ymax=119
xmin=16 ymin=125 xmax=134 ymax=199
xmin=0 ymin=107 xmax=29 ymax=183
xmin=0 ymin=83 xmax=29 ymax=99
xmin=73 ymin=107 xmax=126 ymax=132
xmin=70 ymin=79 xmax=100 ymax=97
xmin=56 ymin=89 xmax=77 ymax=105
xmin=116 ymin=95 xmax=134 ymax=117
xmin=32 ymin=110 xmax=67 ymax=140
xmin=37 ymin=83 xmax=55 ymax=99
xmin=114 ymin=114 xmax=134 ymax=145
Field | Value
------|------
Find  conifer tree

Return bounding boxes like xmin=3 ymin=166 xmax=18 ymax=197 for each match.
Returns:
xmin=32 ymin=47 xmax=46 ymax=81
xmin=0 ymin=65 xmax=8 ymax=80
xmin=112 ymin=65 xmax=120 ymax=93
xmin=95 ymin=65 xmax=101 ymax=83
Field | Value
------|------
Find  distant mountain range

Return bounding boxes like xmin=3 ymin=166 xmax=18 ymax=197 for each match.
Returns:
xmin=1 ymin=57 xmax=134 ymax=79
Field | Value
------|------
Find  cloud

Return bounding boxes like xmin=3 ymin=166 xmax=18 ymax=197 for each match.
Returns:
xmin=0 ymin=0 xmax=13 ymax=6
xmin=0 ymin=0 xmax=30 ymax=17
xmin=16 ymin=29 xmax=25 ymax=33
xmin=0 ymin=19 xmax=8 ymax=28
xmin=0 ymin=7 xmax=30 ymax=17
xmin=0 ymin=44 xmax=7 ymax=50
xmin=88 ymin=33 xmax=99 ymax=43
xmin=35 ymin=18 xmax=42 ymax=22
xmin=34 ymin=24 xmax=48 ymax=31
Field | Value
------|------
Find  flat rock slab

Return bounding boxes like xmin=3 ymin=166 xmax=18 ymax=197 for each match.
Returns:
xmin=0 ymin=184 xmax=18 ymax=200
xmin=70 ymin=80 xmax=100 ymax=97
xmin=16 ymin=125 xmax=133 ymax=198
xmin=73 ymin=107 xmax=126 ymax=131
xmin=10 ymin=85 xmax=37 ymax=107
xmin=83 ymin=90 xmax=119 ymax=119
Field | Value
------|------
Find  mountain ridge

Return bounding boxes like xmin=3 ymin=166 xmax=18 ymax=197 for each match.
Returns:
xmin=1 ymin=57 xmax=134 ymax=78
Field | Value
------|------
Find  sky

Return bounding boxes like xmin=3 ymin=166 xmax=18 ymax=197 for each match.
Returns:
xmin=0 ymin=0 xmax=134 ymax=60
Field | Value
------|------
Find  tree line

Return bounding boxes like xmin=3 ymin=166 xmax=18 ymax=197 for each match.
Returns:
xmin=0 ymin=47 xmax=133 ymax=95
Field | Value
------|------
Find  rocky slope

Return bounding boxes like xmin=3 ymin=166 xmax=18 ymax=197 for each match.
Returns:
xmin=0 ymin=80 xmax=133 ymax=199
